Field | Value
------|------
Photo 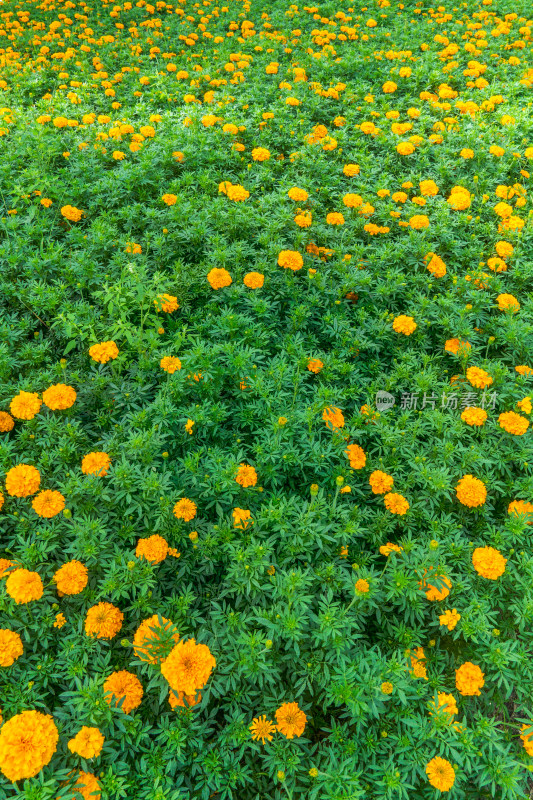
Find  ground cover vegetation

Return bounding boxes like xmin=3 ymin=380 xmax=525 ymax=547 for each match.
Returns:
xmin=0 ymin=0 xmax=533 ymax=796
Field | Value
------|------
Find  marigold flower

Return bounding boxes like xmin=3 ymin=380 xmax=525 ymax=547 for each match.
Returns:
xmin=287 ymin=187 xmax=308 ymax=202
xmin=278 ymin=250 xmax=303 ymax=271
xmin=162 ymin=193 xmax=177 ymax=206
xmin=88 ymin=341 xmax=119 ymax=364
xmin=508 ymin=499 xmax=533 ymax=519
xmin=409 ymin=214 xmax=429 ymax=229
xmin=520 ymin=724 xmax=533 ymax=757
xmin=68 ymin=727 xmax=104 ymax=759
xmin=232 ymin=507 xmax=253 ymax=529
xmin=160 ymin=356 xmax=182 ymax=373
xmin=5 ymin=464 xmax=41 ymax=497
xmin=54 ymin=612 xmax=66 ymax=629
xmin=461 ymin=407 xmax=487 ymax=426
xmin=425 ymin=252 xmax=446 ymax=277
xmin=379 ymin=542 xmax=403 ymax=557
xmin=0 ymin=710 xmax=58 ymax=781
xmin=42 ymin=383 xmax=76 ymax=410
xmin=0 ymin=411 xmax=14 ymax=432
xmin=136 ymin=534 xmax=169 ymax=564
xmin=444 ymin=338 xmax=471 ymax=356
xmin=0 ymin=559 xmax=15 ymax=579
xmin=381 ymin=681 xmax=393 ymax=694
xmin=326 ymin=212 xmax=344 ymax=225
xmin=517 ymin=397 xmax=532 ymax=415
xmin=429 ymin=692 xmax=458 ymax=718
xmin=455 ymin=474 xmax=486 ymax=507
xmin=322 ymin=406 xmax=344 ymax=431
xmin=369 ymin=470 xmax=394 ymax=494
xmin=382 ymin=80 xmax=397 ymax=93
xmin=155 ymin=294 xmax=179 ymax=313
xmin=307 ymin=359 xmax=323 ymax=374
xmin=420 ymin=570 xmax=451 ymax=601
xmin=85 ymin=602 xmax=123 ymax=639
xmin=10 ymin=391 xmax=41 ymax=420
xmin=252 ymin=147 xmax=270 ymax=161
xmin=515 ymin=365 xmax=533 ymax=377
xmin=466 ymin=366 xmax=493 ymax=389
xmin=81 ymin=452 xmax=111 ymax=477
xmin=439 ymin=608 xmax=461 ymax=630
xmin=249 ymin=715 xmax=276 ymax=743
xmin=455 ymin=661 xmax=484 ymax=696
xmin=408 ymin=647 xmax=428 ymax=680
xmin=103 ymin=670 xmax=143 ymax=713
xmin=426 ymin=757 xmax=455 ymax=792
xmin=355 ymin=578 xmax=370 ymax=594
xmin=53 ymin=560 xmax=88 ymax=595
xmin=384 ymin=492 xmax=409 ymax=515
xmin=207 ymin=267 xmax=232 ymax=289
xmin=0 ymin=629 xmax=23 ymax=667
xmin=173 ymin=498 xmax=198 ymax=521
xmin=61 ymin=205 xmax=83 ymax=222
xmin=31 ymin=489 xmax=65 ymax=518
xmin=419 ymin=179 xmax=439 ymax=197
xmin=472 ymin=546 xmax=506 ymax=579
xmin=275 ymin=702 xmax=306 ymax=739
xmin=498 ymin=410 xmax=528 ymax=435
xmin=235 ymin=463 xmax=258 ymax=487
xmin=393 ymin=315 xmax=417 ymax=335
xmin=447 ymin=186 xmax=471 ymax=210
xmin=343 ymin=163 xmax=360 ymax=176
xmin=345 ymin=443 xmax=366 ymax=469
xmin=161 ymin=638 xmax=216 ymax=696
xmin=497 ymin=293 xmax=520 ymax=312
xmin=243 ymin=272 xmax=264 ymax=288
xmin=5 ymin=569 xmax=43 ymax=604
xmin=133 ymin=615 xmax=179 ymax=663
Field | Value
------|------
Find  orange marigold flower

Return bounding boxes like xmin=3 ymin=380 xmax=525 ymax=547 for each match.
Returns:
xmin=393 ymin=315 xmax=417 ymax=335
xmin=345 ymin=443 xmax=366 ymax=469
xmin=461 ymin=407 xmax=487 ymax=427
xmin=447 ymin=186 xmax=471 ymax=210
xmin=369 ymin=470 xmax=394 ymax=494
xmin=472 ymin=546 xmax=506 ymax=579
xmin=5 ymin=569 xmax=43 ymax=604
xmin=61 ymin=205 xmax=83 ymax=222
xmin=355 ymin=578 xmax=370 ymax=594
xmin=42 ymin=384 xmax=76 ymax=410
xmin=54 ymin=612 xmax=66 ymax=629
xmin=278 ymin=250 xmax=303 ymax=271
xmin=419 ymin=179 xmax=439 ymax=197
xmin=429 ymin=692 xmax=458 ymax=718
xmin=161 ymin=638 xmax=216 ymax=696
xmin=10 ymin=391 xmax=41 ymax=420
xmin=249 ymin=715 xmax=276 ymax=743
xmin=252 ymin=147 xmax=270 ymax=161
xmin=88 ymin=341 xmax=119 ymax=364
xmin=275 ymin=702 xmax=306 ymax=739
xmin=235 ymin=463 xmax=258 ymax=487
xmin=307 ymin=359 xmax=323 ymax=374
xmin=0 ymin=629 xmax=23 ymax=667
xmin=0 ymin=412 xmax=15 ymax=432
xmin=379 ymin=542 xmax=403 ymax=557
xmin=81 ymin=452 xmax=111 ymax=477
xmin=497 ymin=293 xmax=520 ymax=312
xmin=444 ymin=338 xmax=471 ymax=356
xmin=243 ymin=272 xmax=264 ymax=289
xmin=53 ymin=560 xmax=88 ymax=595
xmin=162 ymin=193 xmax=178 ymax=206
xmin=5 ymin=464 xmax=41 ymax=497
xmin=508 ymin=499 xmax=533 ymax=520
xmin=173 ymin=498 xmax=197 ymax=521
xmin=425 ymin=757 xmax=455 ymax=792
xmin=207 ymin=267 xmax=232 ymax=289
xmin=408 ymin=214 xmax=429 ymax=229
xmin=160 ymin=356 xmax=182 ymax=373
xmin=466 ymin=366 xmax=493 ymax=389
xmin=136 ymin=534 xmax=169 ymax=564
xmin=326 ymin=212 xmax=344 ymax=225
xmin=455 ymin=474 xmax=486 ymax=507
xmin=408 ymin=646 xmax=428 ymax=680
xmin=0 ymin=559 xmax=15 ymax=579
xmin=232 ymin=507 xmax=253 ymax=529
xmin=439 ymin=608 xmax=461 ymax=630
xmin=103 ymin=670 xmax=143 ymax=714
xmin=62 ymin=771 xmax=101 ymax=800
xmin=381 ymin=682 xmax=393 ymax=694
xmin=85 ymin=602 xmax=123 ymax=639
xmin=133 ymin=615 xmax=179 ymax=664
xmin=498 ymin=411 xmax=529 ymax=435
xmin=384 ymin=492 xmax=409 ymax=515
xmin=455 ymin=661 xmax=484 ymax=696
xmin=168 ymin=690 xmax=202 ymax=710
xmin=425 ymin=252 xmax=446 ymax=277
xmin=520 ymin=724 xmax=533 ymax=757
xmin=155 ymin=294 xmax=179 ymax=313
xmin=68 ymin=727 xmax=104 ymax=759
xmin=31 ymin=490 xmax=65 ymax=518
xmin=287 ymin=187 xmax=308 ymax=202
xmin=0 ymin=710 xmax=58 ymax=781
xmin=420 ymin=570 xmax=452 ymax=601
xmin=322 ymin=406 xmax=344 ymax=431
xmin=515 ymin=365 xmax=533 ymax=377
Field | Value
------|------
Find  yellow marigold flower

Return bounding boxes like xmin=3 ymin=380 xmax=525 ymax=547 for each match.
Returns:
xmin=456 ymin=474 xmax=487 ymax=507
xmin=460 ymin=148 xmax=474 ymax=159
xmin=369 ymin=470 xmax=394 ymax=494
xmin=419 ymin=179 xmax=439 ymax=197
xmin=235 ymin=463 xmax=258 ymax=487
xmin=384 ymin=492 xmax=409 ymax=515
xmin=155 ymin=294 xmax=179 ymax=313
xmin=382 ymin=80 xmax=397 ymax=93
xmin=136 ymin=534 xmax=169 ymax=564
xmin=439 ymin=608 xmax=461 ymax=630
xmin=455 ymin=661 xmax=484 ymax=696
xmin=185 ymin=419 xmax=195 ymax=435
xmin=5 ymin=569 xmax=43 ymax=604
xmin=495 ymin=241 xmax=513 ymax=259
xmin=10 ymin=391 xmax=41 ymax=420
xmin=343 ymin=163 xmax=360 ymax=176
xmin=81 ymin=452 xmax=111 ymax=477
xmin=42 ymin=384 xmax=76 ymax=410
xmin=68 ymin=727 xmax=104 ymax=759
xmin=162 ymin=193 xmax=178 ymax=206
xmin=420 ymin=570 xmax=451 ymax=601
xmin=0 ymin=411 xmax=14 ymax=432
xmin=61 ymin=205 xmax=83 ymax=222
xmin=408 ymin=647 xmax=427 ymax=680
xmin=85 ymin=602 xmax=123 ymax=639
xmin=249 ymin=715 xmax=276 ymax=743
xmin=497 ymin=293 xmax=520 ymax=312
xmin=396 ymin=141 xmax=415 ymax=155
xmin=5 ymin=464 xmax=41 ymax=497
xmin=88 ymin=341 xmax=119 ymax=364
xmin=379 ymin=542 xmax=403 ymax=557
xmin=343 ymin=193 xmax=363 ymax=208
xmin=425 ymin=252 xmax=446 ymax=277
xmin=103 ymin=670 xmax=143 ymax=714
xmin=294 ymin=211 xmax=312 ymax=227
xmin=252 ymin=147 xmax=270 ymax=161
xmin=355 ymin=578 xmax=370 ymax=594
xmin=54 ymin=612 xmax=66 ymax=629
xmin=133 ymin=615 xmax=179 ymax=664
xmin=461 ymin=407 xmax=487 ymax=426
xmin=232 ymin=507 xmax=253 ymax=529
xmin=466 ymin=366 xmax=493 ymax=389
xmin=472 ymin=546 xmax=507 ymax=579
xmin=393 ymin=315 xmax=417 ymax=335
xmin=278 ymin=250 xmax=303 ymax=271
xmin=345 ymin=443 xmax=366 ymax=469
xmin=515 ymin=365 xmax=533 ymax=377
xmin=429 ymin=692 xmax=458 ymax=718
xmin=168 ymin=689 xmax=201 ymax=710
xmin=381 ymin=681 xmax=393 ymax=694
xmin=517 ymin=397 xmax=532 ymax=415
xmin=207 ymin=267 xmax=232 ymax=289
xmin=40 ymin=198 xmax=53 ymax=208
xmin=161 ymin=638 xmax=216 ymax=696
xmin=447 ymin=186 xmax=471 ymax=210
xmin=31 ymin=490 xmax=65 ymax=518
xmin=326 ymin=212 xmax=344 ymax=225
xmin=444 ymin=338 xmax=471 ymax=356
xmin=0 ymin=710 xmax=58 ymax=781
xmin=243 ymin=272 xmax=264 ymax=288
xmin=275 ymin=702 xmax=306 ymax=739
xmin=307 ymin=359 xmax=323 ymax=374
xmin=62 ymin=771 xmax=101 ymax=800
xmin=508 ymin=499 xmax=533 ymax=520
xmin=173 ymin=498 xmax=198 ymax=521
xmin=520 ymin=724 xmax=533 ymax=757
xmin=287 ymin=187 xmax=308 ymax=202
xmin=0 ymin=629 xmax=23 ymax=667
xmin=322 ymin=406 xmax=344 ymax=431
xmin=499 ymin=410 xmax=529 ymax=435
xmin=408 ymin=214 xmax=429 ymax=229
xmin=425 ymin=757 xmax=455 ymax=792
xmin=160 ymin=356 xmax=182 ymax=374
